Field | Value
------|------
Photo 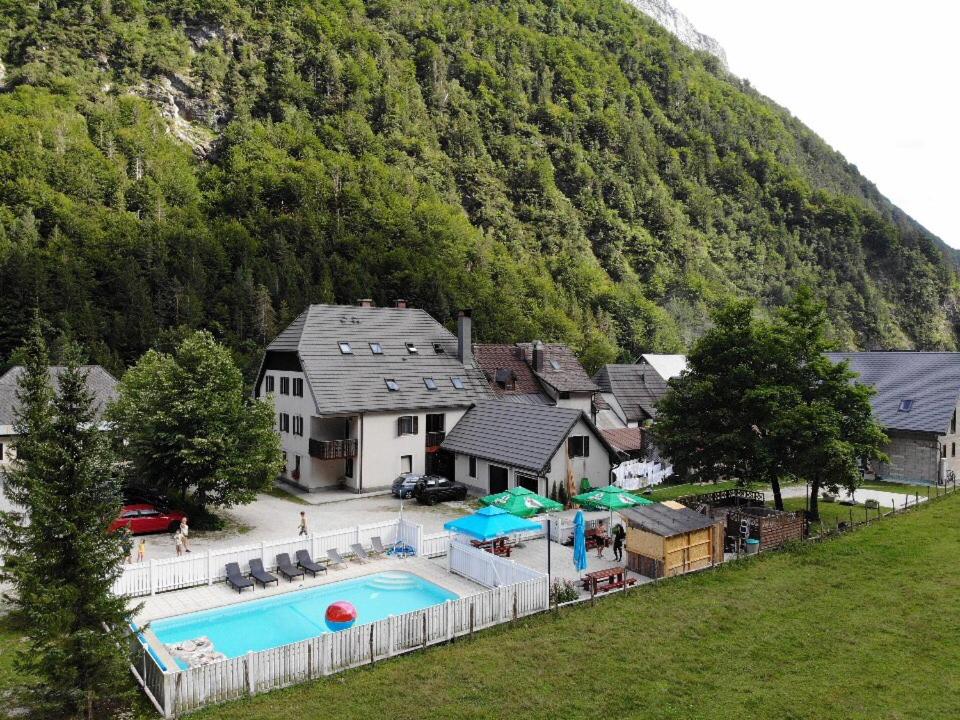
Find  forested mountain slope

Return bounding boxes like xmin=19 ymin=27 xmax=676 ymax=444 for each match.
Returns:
xmin=0 ymin=0 xmax=955 ymax=376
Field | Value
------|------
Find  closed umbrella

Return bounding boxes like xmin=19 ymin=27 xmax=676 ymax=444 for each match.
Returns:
xmin=479 ymin=486 xmax=563 ymax=518
xmin=573 ymin=510 xmax=588 ymax=572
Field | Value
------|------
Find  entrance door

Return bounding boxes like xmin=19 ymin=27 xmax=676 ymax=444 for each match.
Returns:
xmin=428 ymin=448 xmax=456 ymax=481
xmin=489 ymin=465 xmax=508 ymax=494
xmin=517 ymin=474 xmax=539 ymax=493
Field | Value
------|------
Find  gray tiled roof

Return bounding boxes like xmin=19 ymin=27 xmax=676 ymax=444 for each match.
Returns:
xmin=266 ymin=305 xmax=491 ymax=416
xmin=827 ymin=352 xmax=960 ymax=435
xmin=441 ymin=400 xmax=616 ymax=473
xmin=621 ymin=502 xmax=721 ymax=537
xmin=0 ymin=366 xmax=118 ymax=427
xmin=593 ymin=364 xmax=666 ymax=422
xmin=515 ymin=343 xmax=599 ymax=393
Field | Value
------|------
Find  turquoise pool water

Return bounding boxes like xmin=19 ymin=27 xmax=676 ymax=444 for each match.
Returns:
xmin=151 ymin=571 xmax=458 ymax=659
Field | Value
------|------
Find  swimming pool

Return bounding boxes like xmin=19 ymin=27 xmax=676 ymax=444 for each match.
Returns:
xmin=150 ymin=571 xmax=458 ymax=660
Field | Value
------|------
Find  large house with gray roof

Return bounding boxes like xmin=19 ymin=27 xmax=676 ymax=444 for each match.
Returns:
xmin=593 ymin=354 xmax=687 ymax=429
xmin=255 ymin=301 xmax=491 ymax=493
xmin=441 ymin=400 xmax=619 ymax=497
xmin=828 ymin=352 xmax=960 ymax=484
xmin=0 ymin=365 xmax=118 ymax=467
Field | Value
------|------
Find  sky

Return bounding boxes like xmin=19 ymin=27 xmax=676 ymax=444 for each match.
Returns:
xmin=667 ymin=0 xmax=960 ymax=248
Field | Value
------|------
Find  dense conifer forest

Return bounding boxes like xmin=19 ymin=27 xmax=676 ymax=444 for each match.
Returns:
xmin=0 ymin=0 xmax=955 ymax=376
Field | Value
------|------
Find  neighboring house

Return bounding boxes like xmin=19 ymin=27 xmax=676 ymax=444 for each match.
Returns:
xmin=473 ymin=341 xmax=599 ymax=415
xmin=592 ymin=353 xmax=688 ymax=429
xmin=255 ymin=301 xmax=491 ymax=493
xmin=828 ymin=352 xmax=960 ymax=484
xmin=441 ymin=399 xmax=619 ymax=497
xmin=0 ymin=365 xmax=118 ymax=467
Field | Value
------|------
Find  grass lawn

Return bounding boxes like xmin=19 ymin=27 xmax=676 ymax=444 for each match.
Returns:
xmin=261 ymin=484 xmax=309 ymax=505
xmin=860 ymin=479 xmax=938 ymax=497
xmin=174 ymin=496 xmax=960 ymax=720
xmin=645 ymin=480 xmax=753 ymax=502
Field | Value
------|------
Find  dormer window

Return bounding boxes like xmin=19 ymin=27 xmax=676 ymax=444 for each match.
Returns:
xmin=433 ymin=343 xmax=445 ymax=354
xmin=338 ymin=342 xmax=353 ymax=354
xmin=370 ymin=342 xmax=383 ymax=355
xmin=405 ymin=342 xmax=418 ymax=354
xmin=548 ymin=359 xmax=561 ymax=371
xmin=424 ymin=378 xmax=438 ymax=391
xmin=898 ymin=399 xmax=914 ymax=412
xmin=451 ymin=377 xmax=465 ymax=390
xmin=385 ymin=379 xmax=400 ymax=392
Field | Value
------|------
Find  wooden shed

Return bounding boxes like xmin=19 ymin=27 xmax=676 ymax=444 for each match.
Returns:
xmin=621 ymin=501 xmax=725 ymax=578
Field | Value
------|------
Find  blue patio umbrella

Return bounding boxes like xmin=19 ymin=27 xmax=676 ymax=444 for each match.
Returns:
xmin=443 ymin=505 xmax=542 ymax=542
xmin=573 ymin=510 xmax=588 ymax=572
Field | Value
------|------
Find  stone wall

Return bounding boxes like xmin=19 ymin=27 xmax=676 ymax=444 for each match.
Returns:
xmin=878 ymin=432 xmax=940 ymax=484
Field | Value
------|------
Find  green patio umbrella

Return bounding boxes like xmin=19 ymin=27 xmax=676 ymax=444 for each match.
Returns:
xmin=572 ymin=485 xmax=653 ymax=511
xmin=479 ymin=486 xmax=563 ymax=518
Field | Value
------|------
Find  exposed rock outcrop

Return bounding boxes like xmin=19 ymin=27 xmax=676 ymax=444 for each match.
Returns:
xmin=625 ymin=0 xmax=728 ymax=69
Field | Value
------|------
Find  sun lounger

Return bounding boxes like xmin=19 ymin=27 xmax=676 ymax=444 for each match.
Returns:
xmin=276 ymin=553 xmax=305 ymax=582
xmin=225 ymin=562 xmax=254 ymax=593
xmin=248 ymin=558 xmax=279 ymax=588
xmin=327 ymin=548 xmax=348 ymax=568
xmin=370 ymin=536 xmax=387 ymax=557
xmin=350 ymin=543 xmax=372 ymax=563
xmin=295 ymin=549 xmax=326 ymax=577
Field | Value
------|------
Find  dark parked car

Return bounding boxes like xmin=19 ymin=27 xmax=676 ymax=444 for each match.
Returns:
xmin=392 ymin=473 xmax=430 ymax=499
xmin=414 ymin=476 xmax=468 ymax=505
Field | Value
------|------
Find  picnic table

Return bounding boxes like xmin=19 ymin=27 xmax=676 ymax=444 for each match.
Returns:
xmin=470 ymin=537 xmax=512 ymax=557
xmin=581 ymin=566 xmax=635 ymax=595
xmin=584 ymin=530 xmax=608 ymax=551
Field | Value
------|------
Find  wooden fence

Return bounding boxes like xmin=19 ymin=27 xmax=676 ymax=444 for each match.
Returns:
xmin=114 ymin=519 xmax=411 ymax=597
xmin=131 ymin=572 xmax=548 ymax=717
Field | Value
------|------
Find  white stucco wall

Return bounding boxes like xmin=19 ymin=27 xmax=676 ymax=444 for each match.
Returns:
xmin=554 ymin=392 xmax=593 ymax=415
xmin=355 ymin=406 xmax=468 ymax=491
xmin=0 ymin=433 xmax=15 ymax=466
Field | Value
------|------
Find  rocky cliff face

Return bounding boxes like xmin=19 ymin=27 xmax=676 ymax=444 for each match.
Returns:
xmin=625 ymin=0 xmax=728 ymax=68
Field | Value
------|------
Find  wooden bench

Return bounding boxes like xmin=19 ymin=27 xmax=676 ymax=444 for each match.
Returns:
xmin=581 ymin=566 xmax=636 ymax=595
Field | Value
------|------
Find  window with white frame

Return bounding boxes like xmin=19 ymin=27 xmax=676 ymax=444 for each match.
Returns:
xmin=398 ymin=415 xmax=418 ymax=435
xmin=279 ymin=413 xmax=290 ymax=432
xmin=280 ymin=377 xmax=290 ymax=395
xmin=401 ymin=455 xmax=413 ymax=474
xmin=265 ymin=375 xmax=275 ymax=393
xmin=293 ymin=378 xmax=304 ymax=397
xmin=293 ymin=415 xmax=304 ymax=436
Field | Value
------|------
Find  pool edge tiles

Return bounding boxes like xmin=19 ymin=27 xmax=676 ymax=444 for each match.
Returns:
xmin=149 ymin=571 xmax=459 ymax=663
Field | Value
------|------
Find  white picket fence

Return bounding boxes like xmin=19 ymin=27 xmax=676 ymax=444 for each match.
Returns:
xmin=447 ymin=540 xmax=544 ymax=588
xmin=114 ymin=519 xmax=412 ymax=597
xmin=130 ymin=572 xmax=548 ymax=717
xmin=420 ymin=531 xmax=450 ymax=558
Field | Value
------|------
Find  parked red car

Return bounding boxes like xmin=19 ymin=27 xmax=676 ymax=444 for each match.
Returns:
xmin=110 ymin=503 xmax=186 ymax=535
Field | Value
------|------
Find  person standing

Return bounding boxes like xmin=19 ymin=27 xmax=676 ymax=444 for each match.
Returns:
xmin=594 ymin=520 xmax=607 ymax=559
xmin=298 ymin=511 xmax=308 ymax=536
xmin=121 ymin=526 xmax=133 ymax=564
xmin=137 ymin=537 xmax=146 ymax=562
xmin=612 ymin=523 xmax=625 ymax=563
xmin=179 ymin=517 xmax=191 ymax=553
xmin=174 ymin=529 xmax=184 ymax=557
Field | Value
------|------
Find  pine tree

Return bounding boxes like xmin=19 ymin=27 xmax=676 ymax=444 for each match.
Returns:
xmin=0 ymin=317 xmax=135 ymax=718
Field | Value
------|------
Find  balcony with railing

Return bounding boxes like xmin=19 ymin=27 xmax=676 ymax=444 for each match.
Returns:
xmin=309 ymin=437 xmax=358 ymax=460
xmin=425 ymin=431 xmax=446 ymax=448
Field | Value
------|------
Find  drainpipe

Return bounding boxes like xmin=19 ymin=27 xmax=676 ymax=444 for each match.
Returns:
xmin=358 ymin=414 xmax=364 ymax=494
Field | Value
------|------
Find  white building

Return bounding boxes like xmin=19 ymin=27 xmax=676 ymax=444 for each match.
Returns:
xmin=441 ymin=399 xmax=619 ymax=497
xmin=593 ymin=353 xmax=688 ymax=429
xmin=255 ymin=301 xmax=491 ymax=493
xmin=0 ymin=365 xmax=118 ymax=467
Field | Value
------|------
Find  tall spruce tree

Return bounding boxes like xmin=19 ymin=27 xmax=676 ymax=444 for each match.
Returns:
xmin=0 ymin=316 xmax=134 ymax=718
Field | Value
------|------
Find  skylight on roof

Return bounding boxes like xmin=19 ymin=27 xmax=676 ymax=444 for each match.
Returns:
xmin=548 ymin=358 xmax=561 ymax=371
xmin=405 ymin=342 xmax=418 ymax=354
xmin=338 ymin=342 xmax=353 ymax=354
xmin=424 ymin=377 xmax=438 ymax=391
xmin=385 ymin=379 xmax=400 ymax=392
xmin=433 ymin=343 xmax=445 ymax=354
xmin=451 ymin=377 xmax=465 ymax=390
xmin=370 ymin=342 xmax=383 ymax=355
xmin=898 ymin=399 xmax=914 ymax=412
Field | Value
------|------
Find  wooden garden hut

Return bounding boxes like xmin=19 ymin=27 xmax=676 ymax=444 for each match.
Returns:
xmin=621 ymin=501 xmax=725 ymax=578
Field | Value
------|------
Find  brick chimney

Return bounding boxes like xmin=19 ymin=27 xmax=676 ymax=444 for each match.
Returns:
xmin=457 ymin=310 xmax=473 ymax=365
xmin=532 ymin=340 xmax=545 ymax=372
xmin=393 ymin=299 xmax=407 ymax=309
xmin=357 ymin=298 xmax=374 ymax=308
